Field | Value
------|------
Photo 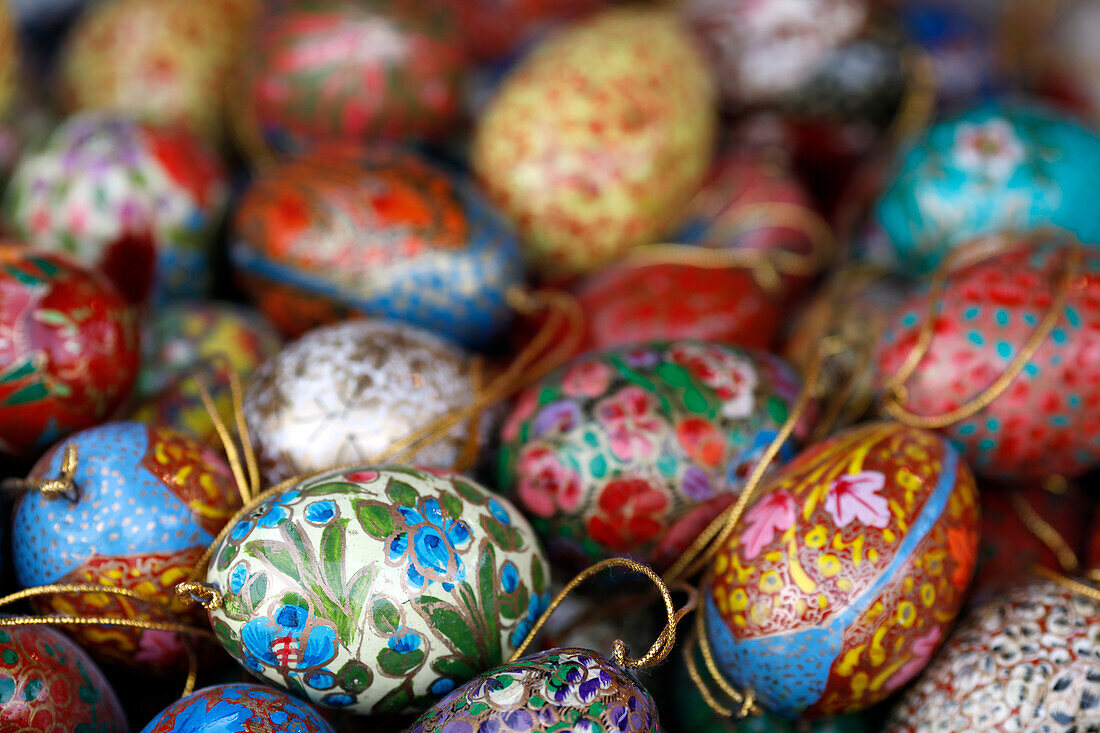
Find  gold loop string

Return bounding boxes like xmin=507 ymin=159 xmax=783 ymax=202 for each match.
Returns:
xmin=689 ymin=597 xmax=760 ymax=719
xmin=1008 ymin=490 xmax=1080 ymax=575
xmin=881 ymin=234 xmax=1083 ymax=430
xmin=887 ymin=49 xmax=938 ymax=145
xmin=194 ymin=374 xmax=254 ymax=508
xmin=1035 ymin=565 xmax=1100 ymax=605
xmin=176 ymin=581 xmax=224 ymax=612
xmin=1 ymin=443 xmax=79 ymax=501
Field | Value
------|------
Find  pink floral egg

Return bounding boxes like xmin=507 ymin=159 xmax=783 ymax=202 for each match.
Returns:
xmin=704 ymin=421 xmax=979 ymax=718
xmin=497 ymin=341 xmax=803 ymax=570
xmin=876 ymin=236 xmax=1100 ymax=479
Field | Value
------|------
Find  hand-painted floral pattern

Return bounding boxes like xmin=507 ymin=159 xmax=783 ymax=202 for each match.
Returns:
xmin=141 ymin=683 xmax=335 ymax=733
xmin=740 ymin=489 xmax=796 ymax=560
xmin=207 ymin=466 xmax=548 ymax=716
xmin=499 ymin=341 xmax=801 ymax=569
xmin=408 ymin=649 xmax=660 ymax=733
xmin=824 ymin=471 xmax=889 ymax=528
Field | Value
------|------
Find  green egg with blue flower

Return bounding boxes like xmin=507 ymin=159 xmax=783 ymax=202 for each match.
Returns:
xmin=203 ymin=465 xmax=549 ymax=717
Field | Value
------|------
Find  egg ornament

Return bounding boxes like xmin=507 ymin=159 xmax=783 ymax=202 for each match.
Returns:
xmin=244 ymin=319 xmax=488 ymax=485
xmin=0 ymin=624 xmax=127 ymax=731
xmin=241 ymin=0 xmax=464 ymax=158
xmin=452 ymin=0 xmax=607 ymax=62
xmin=875 ymin=235 xmax=1100 ymax=479
xmin=204 ymin=466 xmax=549 ymax=716
xmin=703 ymin=421 xmax=979 ymax=718
xmin=407 ymin=648 xmax=659 ymax=732
xmin=0 ymin=248 xmax=140 ymax=459
xmin=58 ymin=0 xmax=259 ymax=145
xmin=130 ymin=302 xmax=282 ymax=446
xmin=497 ymin=341 xmax=803 ymax=570
xmin=11 ymin=422 xmax=242 ymax=669
xmin=231 ymin=146 xmax=523 ymax=346
xmin=869 ymin=102 xmax=1100 ymax=276
xmin=472 ymin=8 xmax=717 ymax=280
xmin=886 ymin=576 xmax=1100 ymax=732
xmin=3 ymin=114 xmax=229 ymax=305
xmin=141 ymin=683 xmax=334 ymax=733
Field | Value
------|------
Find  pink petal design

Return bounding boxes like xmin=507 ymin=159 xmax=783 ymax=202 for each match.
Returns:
xmin=888 ymin=626 xmax=943 ymax=691
xmin=825 ymin=471 xmax=890 ymax=529
xmin=739 ymin=490 xmax=796 ymax=560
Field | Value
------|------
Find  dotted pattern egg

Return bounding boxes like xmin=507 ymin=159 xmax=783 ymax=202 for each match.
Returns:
xmin=206 ymin=466 xmax=549 ymax=716
xmin=407 ymin=648 xmax=659 ymax=733
xmin=886 ymin=578 xmax=1100 ymax=732
xmin=141 ymin=683 xmax=333 ymax=733
xmin=0 ymin=625 xmax=126 ymax=731
xmin=231 ymin=147 xmax=523 ymax=346
xmin=497 ymin=341 xmax=803 ymax=570
xmin=11 ymin=421 xmax=242 ymax=668
xmin=472 ymin=8 xmax=717 ymax=279
xmin=704 ymin=421 xmax=979 ymax=718
xmin=876 ymin=239 xmax=1100 ymax=479
xmin=0 ymin=248 xmax=140 ymax=459
xmin=3 ymin=113 xmax=229 ymax=305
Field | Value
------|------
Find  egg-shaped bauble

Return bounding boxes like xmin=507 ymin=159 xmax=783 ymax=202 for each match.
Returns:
xmin=141 ymin=683 xmax=334 ymax=732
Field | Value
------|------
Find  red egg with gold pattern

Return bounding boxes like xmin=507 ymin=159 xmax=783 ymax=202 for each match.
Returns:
xmin=0 ymin=247 xmax=140 ymax=459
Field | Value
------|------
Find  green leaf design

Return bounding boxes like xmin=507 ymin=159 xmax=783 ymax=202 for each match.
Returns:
xmin=245 ymin=542 xmax=299 ymax=582
xmin=374 ymin=683 xmax=412 ymax=715
xmin=347 ymin=569 xmax=375 ymax=623
xmin=3 ymin=382 xmax=49 ymax=406
xmin=213 ymin=619 xmax=243 ymax=659
xmin=499 ymin=584 xmax=528 ymax=622
xmin=321 ymin=519 xmax=346 ymax=591
xmin=531 ymin=555 xmax=546 ymax=595
xmin=478 ymin=545 xmax=501 ymax=664
xmin=282 ymin=522 xmax=312 ymax=562
xmin=480 ymin=516 xmax=525 ymax=553
xmin=336 ymin=659 xmax=373 ymax=693
xmin=431 ymin=656 xmax=478 ymax=682
xmin=34 ymin=309 xmax=72 ymax=327
xmin=420 ymin=599 xmax=481 ymax=660
xmin=452 ymin=480 xmax=485 ymax=505
xmin=377 ymin=647 xmax=425 ymax=677
xmin=373 ymin=599 xmax=401 ymax=635
xmin=355 ymin=501 xmax=395 ymax=538
xmin=248 ymin=573 xmax=268 ymax=609
xmin=386 ymin=480 xmax=419 ymax=507
xmin=440 ymin=493 xmax=463 ymax=521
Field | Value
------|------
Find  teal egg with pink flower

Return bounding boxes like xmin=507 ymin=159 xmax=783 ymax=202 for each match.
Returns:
xmin=497 ymin=341 xmax=804 ymax=571
xmin=203 ymin=465 xmax=549 ymax=717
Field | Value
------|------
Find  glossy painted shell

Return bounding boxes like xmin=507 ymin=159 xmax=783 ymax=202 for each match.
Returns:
xmin=472 ymin=8 xmax=717 ymax=279
xmin=497 ymin=341 xmax=803 ymax=570
xmin=206 ymin=466 xmax=549 ymax=716
xmin=141 ymin=683 xmax=333 ymax=733
xmin=243 ymin=319 xmax=484 ymax=485
xmin=58 ymin=0 xmax=258 ymax=144
xmin=875 ymin=238 xmax=1100 ymax=479
xmin=0 ymin=625 xmax=126 ymax=731
xmin=244 ymin=0 xmax=463 ymax=155
xmin=886 ymin=578 xmax=1100 ymax=732
xmin=704 ymin=421 xmax=979 ymax=717
xmin=12 ymin=422 xmax=241 ymax=669
xmin=871 ymin=102 xmax=1100 ymax=276
xmin=231 ymin=146 xmax=523 ymax=346
xmin=3 ymin=114 xmax=229 ymax=304
xmin=408 ymin=648 xmax=659 ymax=733
xmin=0 ymin=248 xmax=140 ymax=459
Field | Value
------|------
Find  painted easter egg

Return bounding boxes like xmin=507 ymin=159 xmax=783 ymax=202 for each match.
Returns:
xmin=471 ymin=8 xmax=717 ymax=279
xmin=0 ymin=625 xmax=127 ymax=731
xmin=408 ymin=648 xmax=659 ymax=732
xmin=3 ymin=114 xmax=229 ymax=304
xmin=244 ymin=319 xmax=486 ymax=485
xmin=242 ymin=0 xmax=463 ymax=157
xmin=452 ymin=0 xmax=607 ymax=61
xmin=58 ymin=0 xmax=259 ymax=144
xmin=205 ymin=466 xmax=549 ymax=715
xmin=886 ymin=577 xmax=1100 ymax=732
xmin=870 ymin=102 xmax=1100 ymax=276
xmin=11 ymin=422 xmax=241 ymax=669
xmin=703 ymin=421 xmax=980 ymax=718
xmin=0 ymin=248 xmax=139 ymax=459
xmin=875 ymin=236 xmax=1100 ymax=479
xmin=141 ymin=683 xmax=333 ymax=733
xmin=497 ymin=341 xmax=803 ymax=570
xmin=231 ymin=146 xmax=523 ymax=346
xmin=0 ymin=2 xmax=16 ymax=121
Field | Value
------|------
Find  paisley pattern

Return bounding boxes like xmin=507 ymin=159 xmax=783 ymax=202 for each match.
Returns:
xmin=0 ymin=248 xmax=140 ymax=458
xmin=498 ymin=341 xmax=802 ymax=569
xmin=232 ymin=146 xmax=523 ymax=346
xmin=873 ymin=102 xmax=1100 ymax=275
xmin=12 ymin=422 xmax=241 ymax=668
xmin=472 ymin=8 xmax=717 ymax=278
xmin=705 ymin=421 xmax=979 ymax=717
xmin=4 ymin=114 xmax=229 ymax=304
xmin=244 ymin=320 xmax=486 ymax=485
xmin=876 ymin=238 xmax=1100 ymax=479
xmin=0 ymin=625 xmax=126 ymax=731
xmin=887 ymin=578 xmax=1100 ymax=732
xmin=206 ymin=466 xmax=549 ymax=716
xmin=244 ymin=0 xmax=464 ymax=154
xmin=141 ymin=683 xmax=333 ymax=733
xmin=407 ymin=648 xmax=659 ymax=733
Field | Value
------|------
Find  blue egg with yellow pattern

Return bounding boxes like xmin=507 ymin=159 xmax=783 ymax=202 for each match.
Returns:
xmin=870 ymin=101 xmax=1100 ymax=275
xmin=230 ymin=146 xmax=524 ymax=348
xmin=141 ymin=683 xmax=334 ymax=732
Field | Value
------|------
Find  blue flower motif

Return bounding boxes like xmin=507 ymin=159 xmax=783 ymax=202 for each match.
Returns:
xmin=501 ymin=561 xmax=519 ymax=594
xmin=229 ymin=564 xmax=248 ymax=594
xmin=229 ymin=491 xmax=302 ymax=541
xmin=304 ymin=500 xmax=336 ymax=525
xmin=387 ymin=498 xmax=472 ymax=591
xmin=170 ymin=696 xmax=252 ymax=732
xmin=431 ymin=677 xmax=456 ymax=696
xmin=240 ymin=602 xmax=338 ymax=691
xmin=488 ymin=499 xmax=511 ymax=525
xmin=388 ymin=628 xmax=422 ymax=654
xmin=510 ymin=590 xmax=551 ymax=648
xmin=726 ymin=431 xmax=796 ymax=487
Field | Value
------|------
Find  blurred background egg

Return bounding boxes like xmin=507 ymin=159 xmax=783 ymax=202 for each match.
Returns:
xmin=141 ymin=683 xmax=334 ymax=732
xmin=450 ymin=0 xmax=607 ymax=62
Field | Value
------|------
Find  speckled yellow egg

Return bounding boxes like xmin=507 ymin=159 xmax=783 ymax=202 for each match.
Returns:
xmin=472 ymin=8 xmax=717 ymax=279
